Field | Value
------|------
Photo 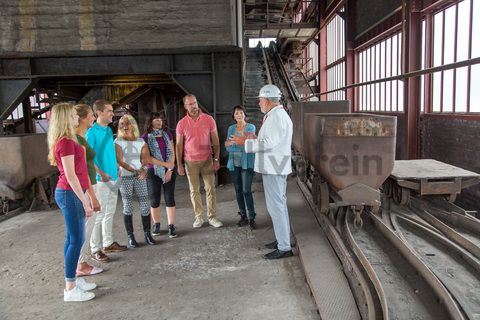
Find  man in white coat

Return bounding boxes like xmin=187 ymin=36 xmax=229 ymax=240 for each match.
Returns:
xmin=230 ymin=84 xmax=293 ymax=259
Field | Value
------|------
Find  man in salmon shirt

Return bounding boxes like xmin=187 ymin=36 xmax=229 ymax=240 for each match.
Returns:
xmin=176 ymin=94 xmax=223 ymax=228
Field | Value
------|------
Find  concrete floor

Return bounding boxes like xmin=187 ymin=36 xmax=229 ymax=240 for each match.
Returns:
xmin=0 ymin=176 xmax=319 ymax=320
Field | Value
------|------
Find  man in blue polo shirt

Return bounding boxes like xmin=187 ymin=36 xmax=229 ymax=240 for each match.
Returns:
xmin=87 ymin=100 xmax=127 ymax=262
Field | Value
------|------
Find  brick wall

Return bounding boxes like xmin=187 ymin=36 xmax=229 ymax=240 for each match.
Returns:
xmin=0 ymin=0 xmax=237 ymax=55
xmin=421 ymin=116 xmax=480 ymax=211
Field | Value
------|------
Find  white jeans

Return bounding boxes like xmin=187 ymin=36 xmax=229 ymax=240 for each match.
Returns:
xmin=90 ymin=181 xmax=118 ymax=253
xmin=78 ymin=214 xmax=95 ymax=262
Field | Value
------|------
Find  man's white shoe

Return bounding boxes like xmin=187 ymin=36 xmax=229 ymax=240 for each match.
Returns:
xmin=64 ymin=286 xmax=95 ymax=302
xmin=76 ymin=277 xmax=97 ymax=291
xmin=193 ymin=217 xmax=204 ymax=228
xmin=208 ymin=217 xmax=223 ymax=228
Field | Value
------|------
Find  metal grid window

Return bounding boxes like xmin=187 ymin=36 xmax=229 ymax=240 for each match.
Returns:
xmin=358 ymin=32 xmax=404 ymax=112
xmin=428 ymin=0 xmax=480 ymax=113
xmin=9 ymin=93 xmax=50 ymax=121
xmin=326 ymin=10 xmax=345 ymax=101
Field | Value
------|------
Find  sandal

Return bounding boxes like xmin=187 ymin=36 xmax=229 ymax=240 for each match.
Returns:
xmin=76 ymin=266 xmax=104 ymax=277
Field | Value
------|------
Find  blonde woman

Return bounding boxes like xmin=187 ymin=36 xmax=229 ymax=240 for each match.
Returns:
xmin=114 ymin=114 xmax=156 ymax=247
xmin=48 ymin=103 xmax=96 ymax=302
xmin=74 ymin=104 xmax=104 ymax=277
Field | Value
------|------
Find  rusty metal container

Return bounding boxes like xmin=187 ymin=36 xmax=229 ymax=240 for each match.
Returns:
xmin=304 ymin=113 xmax=397 ymax=192
xmin=0 ymin=134 xmax=55 ymax=200
xmin=291 ymin=101 xmax=351 ymax=155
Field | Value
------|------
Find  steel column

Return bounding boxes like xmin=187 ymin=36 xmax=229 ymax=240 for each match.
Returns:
xmin=319 ymin=0 xmax=327 ymax=101
xmin=22 ymin=96 xmax=33 ymax=133
xmin=406 ymin=0 xmax=422 ymax=159
xmin=345 ymin=0 xmax=355 ymax=104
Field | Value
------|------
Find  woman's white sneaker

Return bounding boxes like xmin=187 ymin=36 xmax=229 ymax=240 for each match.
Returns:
xmin=64 ymin=286 xmax=95 ymax=302
xmin=76 ymin=277 xmax=97 ymax=291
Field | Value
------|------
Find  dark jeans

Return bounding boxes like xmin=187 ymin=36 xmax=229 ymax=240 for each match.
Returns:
xmin=147 ymin=168 xmax=176 ymax=208
xmin=55 ymin=188 xmax=85 ymax=281
xmin=231 ymin=167 xmax=255 ymax=220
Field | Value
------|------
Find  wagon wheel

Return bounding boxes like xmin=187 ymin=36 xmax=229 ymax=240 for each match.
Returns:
xmin=392 ymin=184 xmax=410 ymax=206
xmin=319 ymin=181 xmax=330 ymax=215
xmin=311 ymin=175 xmax=319 ymax=205
xmin=295 ymin=157 xmax=307 ymax=183
xmin=370 ymin=204 xmax=381 ymax=216
xmin=382 ymin=178 xmax=394 ymax=198
xmin=328 ymin=205 xmax=341 ymax=224
xmin=446 ymin=193 xmax=457 ymax=203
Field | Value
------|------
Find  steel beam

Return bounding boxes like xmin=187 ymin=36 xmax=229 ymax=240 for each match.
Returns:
xmin=0 ymin=79 xmax=37 ymax=121
xmin=0 ymin=50 xmax=242 ymax=79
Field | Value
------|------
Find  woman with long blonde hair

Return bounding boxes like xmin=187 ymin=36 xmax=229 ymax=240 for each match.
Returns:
xmin=48 ymin=103 xmax=96 ymax=302
xmin=114 ymin=114 xmax=156 ymax=247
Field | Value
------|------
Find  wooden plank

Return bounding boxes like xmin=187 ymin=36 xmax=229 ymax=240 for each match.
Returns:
xmin=391 ymin=159 xmax=480 ymax=180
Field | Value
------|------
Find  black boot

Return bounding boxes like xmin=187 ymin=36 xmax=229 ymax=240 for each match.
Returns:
xmin=123 ymin=215 xmax=138 ymax=248
xmin=142 ymin=215 xmax=156 ymax=245
xmin=237 ymin=213 xmax=248 ymax=227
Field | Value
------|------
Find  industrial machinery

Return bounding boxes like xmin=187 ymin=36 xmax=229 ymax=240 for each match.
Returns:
xmin=0 ymin=134 xmax=56 ymax=215
xmin=293 ymin=101 xmax=397 ymax=225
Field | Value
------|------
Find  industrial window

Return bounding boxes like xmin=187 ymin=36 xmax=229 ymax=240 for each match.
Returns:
xmin=307 ymin=41 xmax=319 ymax=101
xmin=326 ymin=9 xmax=345 ymax=101
xmin=426 ymin=0 xmax=480 ymax=113
xmin=8 ymin=93 xmax=50 ymax=121
xmin=357 ymin=32 xmax=404 ymax=112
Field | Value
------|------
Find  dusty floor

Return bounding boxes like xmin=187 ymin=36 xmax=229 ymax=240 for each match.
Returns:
xmin=0 ymin=177 xmax=319 ymax=320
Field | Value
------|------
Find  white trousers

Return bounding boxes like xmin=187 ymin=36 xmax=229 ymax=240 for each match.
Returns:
xmin=262 ymin=174 xmax=291 ymax=251
xmin=90 ymin=181 xmax=119 ymax=253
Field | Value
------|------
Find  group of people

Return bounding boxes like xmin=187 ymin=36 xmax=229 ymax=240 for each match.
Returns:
xmin=48 ymin=84 xmax=294 ymax=303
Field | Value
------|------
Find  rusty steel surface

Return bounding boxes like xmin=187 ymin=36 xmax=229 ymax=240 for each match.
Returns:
xmin=303 ymin=113 xmax=397 ymax=191
xmin=0 ymin=134 xmax=55 ymax=199
xmin=291 ymin=100 xmax=351 ymax=154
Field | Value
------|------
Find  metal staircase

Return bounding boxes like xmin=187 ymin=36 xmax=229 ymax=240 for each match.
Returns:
xmin=244 ymin=47 xmax=269 ymax=129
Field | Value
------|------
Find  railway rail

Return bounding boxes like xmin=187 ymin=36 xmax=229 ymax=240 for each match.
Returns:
xmin=297 ymin=177 xmax=480 ymax=320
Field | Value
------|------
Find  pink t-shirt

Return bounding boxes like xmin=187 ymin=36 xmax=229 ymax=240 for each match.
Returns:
xmin=176 ymin=112 xmax=217 ymax=161
xmin=55 ymin=137 xmax=90 ymax=190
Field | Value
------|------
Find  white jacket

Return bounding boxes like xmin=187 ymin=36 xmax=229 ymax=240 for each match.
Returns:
xmin=245 ymin=105 xmax=292 ymax=175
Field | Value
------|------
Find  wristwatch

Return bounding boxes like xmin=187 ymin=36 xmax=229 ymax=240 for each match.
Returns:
xmin=213 ymin=158 xmax=219 ymax=162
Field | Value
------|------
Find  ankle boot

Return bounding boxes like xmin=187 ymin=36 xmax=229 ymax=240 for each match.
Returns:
xmin=142 ymin=215 xmax=156 ymax=245
xmin=123 ymin=215 xmax=138 ymax=248
xmin=237 ymin=213 xmax=248 ymax=227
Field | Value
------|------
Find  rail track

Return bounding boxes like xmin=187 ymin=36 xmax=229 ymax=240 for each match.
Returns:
xmin=297 ymin=178 xmax=480 ymax=320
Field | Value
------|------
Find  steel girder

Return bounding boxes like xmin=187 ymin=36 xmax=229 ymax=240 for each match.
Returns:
xmin=0 ymin=79 xmax=37 ymax=121
xmin=0 ymin=50 xmax=242 ymax=116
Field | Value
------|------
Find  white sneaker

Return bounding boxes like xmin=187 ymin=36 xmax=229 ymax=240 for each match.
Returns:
xmin=193 ymin=217 xmax=204 ymax=228
xmin=208 ymin=217 xmax=223 ymax=228
xmin=76 ymin=277 xmax=97 ymax=291
xmin=64 ymin=286 xmax=95 ymax=302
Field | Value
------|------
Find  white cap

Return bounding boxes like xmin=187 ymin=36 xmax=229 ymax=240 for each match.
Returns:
xmin=258 ymin=84 xmax=282 ymax=99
